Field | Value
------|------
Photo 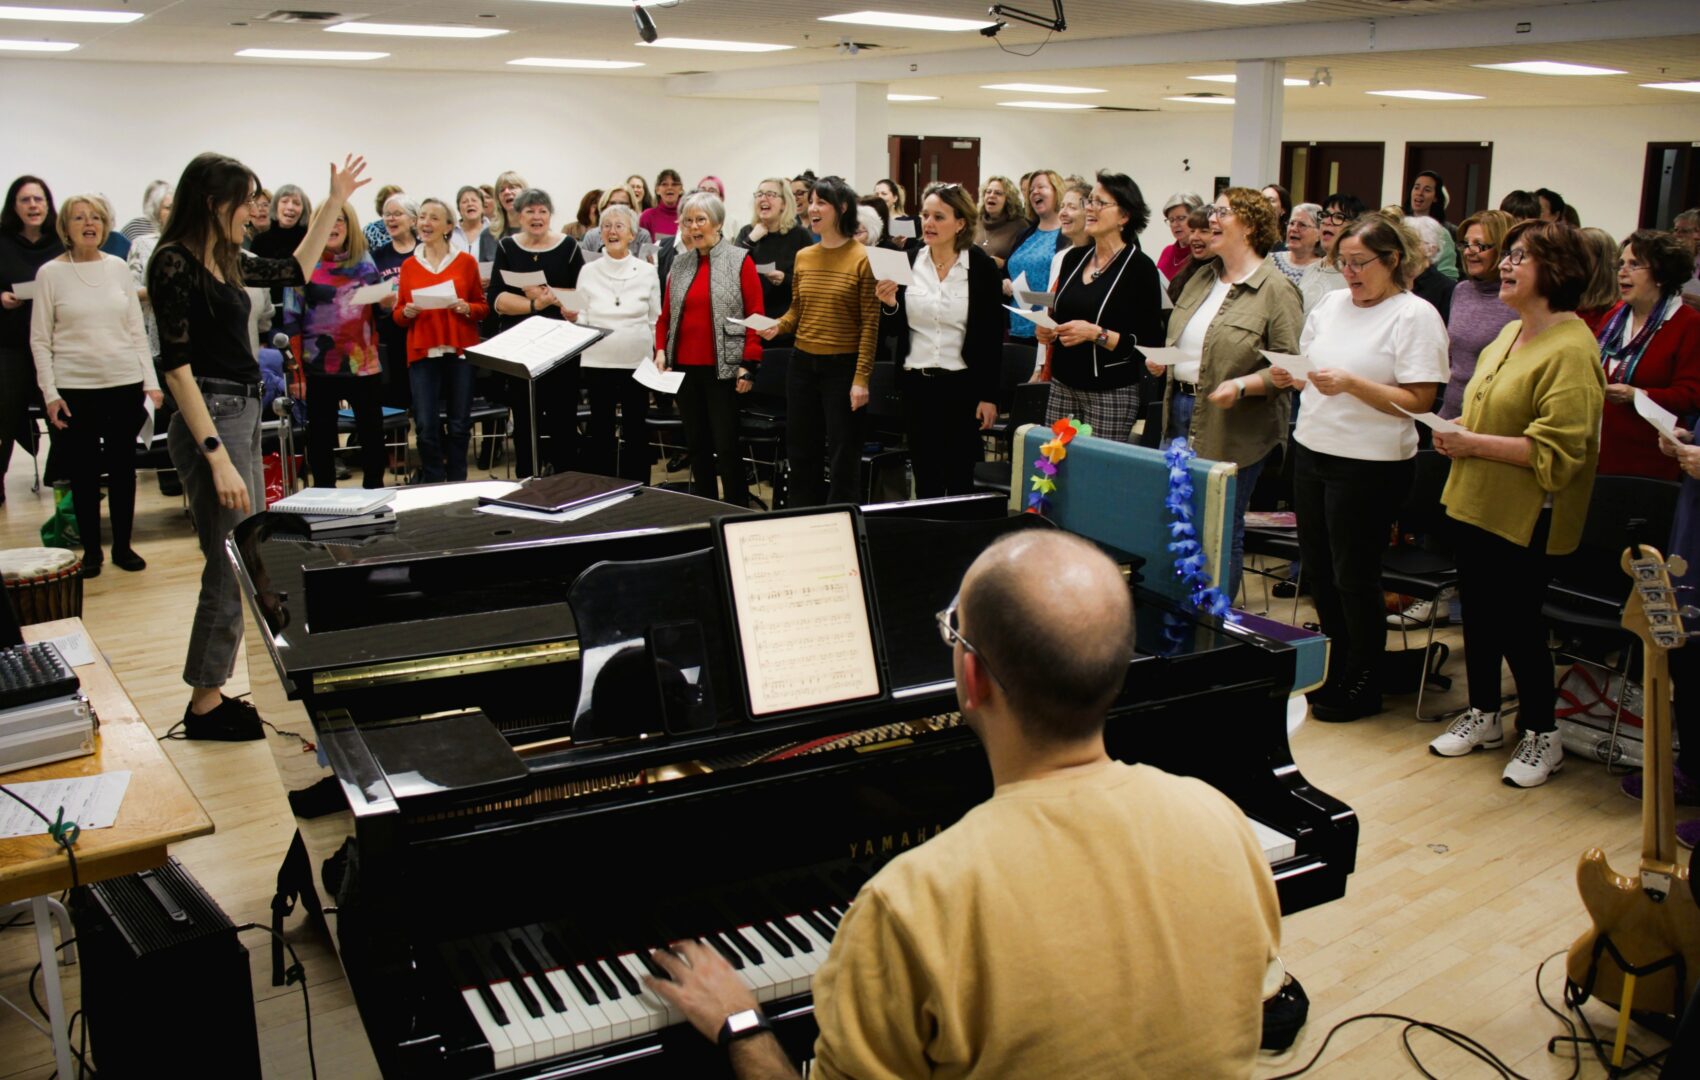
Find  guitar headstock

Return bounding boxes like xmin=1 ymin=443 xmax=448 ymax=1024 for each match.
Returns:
xmin=1622 ymin=546 xmax=1689 ymax=652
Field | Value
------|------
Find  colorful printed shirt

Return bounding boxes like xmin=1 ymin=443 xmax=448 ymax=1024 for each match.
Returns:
xmin=283 ymin=254 xmax=383 ymax=377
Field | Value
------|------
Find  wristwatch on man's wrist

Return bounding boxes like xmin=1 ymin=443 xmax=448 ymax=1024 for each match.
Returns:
xmin=717 ymin=1008 xmax=773 ymax=1047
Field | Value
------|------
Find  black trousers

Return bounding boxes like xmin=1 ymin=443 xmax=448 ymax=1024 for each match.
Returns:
xmin=900 ymin=367 xmax=979 ymax=498
xmin=581 ymin=367 xmax=651 ymax=484
xmin=1453 ymin=511 xmax=1557 ymax=731
xmin=675 ymin=367 xmax=747 ymax=507
xmin=1292 ymin=443 xmax=1413 ymax=680
xmin=1673 ymin=637 xmax=1700 ymax=777
xmin=305 ymin=374 xmax=386 ymax=489
xmin=508 ymin=362 xmax=580 ymax=479
xmin=57 ymin=383 xmax=143 ymax=559
xmin=787 ymin=350 xmax=862 ymax=507
xmin=0 ymin=347 xmax=39 ymax=486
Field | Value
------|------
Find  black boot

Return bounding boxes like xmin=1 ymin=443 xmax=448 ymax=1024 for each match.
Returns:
xmin=1310 ymin=667 xmax=1382 ymax=723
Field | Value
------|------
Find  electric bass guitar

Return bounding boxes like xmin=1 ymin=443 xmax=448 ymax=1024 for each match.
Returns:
xmin=1566 ymin=545 xmax=1700 ymax=1017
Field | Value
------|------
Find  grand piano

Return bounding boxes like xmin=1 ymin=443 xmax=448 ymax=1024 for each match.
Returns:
xmin=233 ymin=474 xmax=1354 ymax=1078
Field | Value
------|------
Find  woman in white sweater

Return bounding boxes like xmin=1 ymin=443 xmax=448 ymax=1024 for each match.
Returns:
xmin=574 ymin=203 xmax=661 ymax=482
xmin=30 ymin=194 xmax=161 ymax=575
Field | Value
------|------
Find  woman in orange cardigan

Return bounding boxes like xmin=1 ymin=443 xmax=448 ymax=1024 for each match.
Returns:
xmin=395 ymin=197 xmax=488 ymax=482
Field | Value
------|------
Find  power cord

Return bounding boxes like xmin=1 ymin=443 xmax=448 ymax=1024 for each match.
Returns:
xmin=2 ymin=783 xmax=80 ymax=888
xmin=236 ymin=922 xmax=318 ymax=1080
xmin=1266 ymin=953 xmax=1664 ymax=1079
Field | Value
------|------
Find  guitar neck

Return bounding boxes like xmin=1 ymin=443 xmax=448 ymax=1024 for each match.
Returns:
xmin=1642 ymin=648 xmax=1680 ymax=871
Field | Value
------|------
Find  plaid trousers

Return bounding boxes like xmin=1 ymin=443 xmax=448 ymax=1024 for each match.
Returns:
xmin=1043 ymin=378 xmax=1141 ymax=444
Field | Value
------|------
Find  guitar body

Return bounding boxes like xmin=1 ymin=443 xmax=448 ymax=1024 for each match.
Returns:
xmin=1567 ymin=847 xmax=1700 ymax=1012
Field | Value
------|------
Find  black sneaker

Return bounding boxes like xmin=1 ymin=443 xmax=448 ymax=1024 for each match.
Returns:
xmin=288 ymin=776 xmax=346 ymax=819
xmin=181 ymin=695 xmax=264 ymax=741
xmin=112 ymin=548 xmax=146 ymax=572
xmin=1310 ymin=669 xmax=1382 ymax=723
xmin=1272 ymin=579 xmax=1298 ymax=599
xmin=1261 ymin=974 xmax=1309 ymax=1051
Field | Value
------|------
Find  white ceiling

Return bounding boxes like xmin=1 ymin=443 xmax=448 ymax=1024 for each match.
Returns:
xmin=8 ymin=0 xmax=1700 ymax=111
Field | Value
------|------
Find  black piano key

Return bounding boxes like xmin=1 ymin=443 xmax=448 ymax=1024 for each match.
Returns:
xmin=752 ymin=921 xmax=794 ymax=959
xmin=536 ymin=927 xmax=599 ymax=1005
xmin=803 ymin=910 xmax=837 ymax=942
xmin=729 ymin=928 xmax=765 ymax=967
xmin=774 ymin=917 xmax=813 ymax=954
xmin=562 ymin=958 xmax=600 ymax=1004
xmin=708 ymin=934 xmax=744 ymax=970
xmin=607 ymin=956 xmax=642 ymax=997
xmin=489 ymin=943 xmax=544 ymax=1020
xmin=637 ymin=949 xmax=670 ymax=982
xmin=510 ymin=935 xmax=567 ymax=1014
xmin=455 ymin=947 xmax=509 ymax=1027
xmin=584 ymin=955 xmax=620 ymax=999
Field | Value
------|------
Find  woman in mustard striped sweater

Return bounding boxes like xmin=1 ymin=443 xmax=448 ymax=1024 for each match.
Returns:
xmin=760 ymin=176 xmax=879 ymax=506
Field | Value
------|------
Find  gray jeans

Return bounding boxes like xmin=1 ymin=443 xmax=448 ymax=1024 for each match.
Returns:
xmin=167 ymin=393 xmax=262 ymax=689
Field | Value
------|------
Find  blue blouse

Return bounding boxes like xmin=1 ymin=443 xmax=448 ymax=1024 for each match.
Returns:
xmin=1005 ymin=226 xmax=1060 ymax=339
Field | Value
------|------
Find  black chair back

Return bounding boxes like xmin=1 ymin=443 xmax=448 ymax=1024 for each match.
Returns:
xmin=866 ymin=362 xmax=906 ymax=445
xmin=1555 ymin=474 xmax=1681 ymax=601
xmin=1010 ymin=381 xmax=1050 ymax=430
xmin=997 ymin=343 xmax=1038 ymax=413
xmin=746 ymin=348 xmax=790 ymax=418
xmin=1395 ymin=449 xmax=1454 ymax=538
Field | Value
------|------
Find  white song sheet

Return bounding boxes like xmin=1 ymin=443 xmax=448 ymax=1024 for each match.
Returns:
xmin=412 ymin=279 xmax=458 ymax=310
xmin=723 ymin=512 xmax=881 ymax=717
xmin=863 ymin=244 xmax=914 ymax=286
xmin=473 ymin=315 xmax=603 ymax=376
xmin=0 ymin=772 xmax=131 ymax=839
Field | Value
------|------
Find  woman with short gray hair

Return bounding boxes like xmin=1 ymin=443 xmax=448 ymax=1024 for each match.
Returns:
xmin=575 ymin=202 xmax=660 ymax=482
xmin=655 ymin=192 xmax=766 ymax=505
xmin=1271 ymin=203 xmax=1323 ymax=286
xmin=1158 ymin=192 xmax=1204 ymax=280
xmin=120 ymin=180 xmax=173 ymax=243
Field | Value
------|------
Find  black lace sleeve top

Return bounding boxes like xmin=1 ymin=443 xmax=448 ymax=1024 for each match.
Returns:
xmin=148 ymin=245 xmax=305 ymax=383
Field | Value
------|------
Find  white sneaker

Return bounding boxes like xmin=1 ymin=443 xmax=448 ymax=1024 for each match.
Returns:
xmin=1387 ymin=596 xmax=1448 ymax=628
xmin=1428 ymin=708 xmax=1503 ymax=757
xmin=1502 ymin=729 xmax=1564 ymax=788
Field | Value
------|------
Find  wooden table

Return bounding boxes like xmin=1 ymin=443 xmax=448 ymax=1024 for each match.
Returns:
xmin=0 ymin=617 xmax=214 ymax=1077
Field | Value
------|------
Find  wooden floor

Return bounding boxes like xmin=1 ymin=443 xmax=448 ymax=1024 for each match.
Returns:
xmin=0 ymin=451 xmax=1688 ymax=1078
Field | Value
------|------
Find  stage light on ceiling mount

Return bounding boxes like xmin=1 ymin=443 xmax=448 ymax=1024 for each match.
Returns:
xmin=633 ymin=5 xmax=658 ymax=44
xmin=1309 ymin=67 xmax=1332 ymax=87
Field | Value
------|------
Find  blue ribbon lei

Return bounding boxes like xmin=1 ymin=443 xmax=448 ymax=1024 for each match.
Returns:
xmin=1162 ymin=438 xmax=1240 ymax=648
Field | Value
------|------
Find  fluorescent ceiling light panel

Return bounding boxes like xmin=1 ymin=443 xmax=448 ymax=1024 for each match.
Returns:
xmin=636 ymin=37 xmax=792 ymax=52
xmin=511 ymin=0 xmax=645 ymax=5
xmin=0 ymin=6 xmax=140 ymax=23
xmin=0 ymin=37 xmax=76 ymax=50
xmin=237 ymin=48 xmax=389 ymax=61
xmin=998 ymin=100 xmax=1095 ymax=110
xmin=1165 ymin=95 xmax=1235 ymax=104
xmin=1367 ymin=89 xmax=1484 ymax=101
xmin=1641 ymin=81 xmax=1700 ymax=93
xmin=982 ymin=82 xmax=1104 ymax=94
xmin=819 ymin=11 xmax=996 ymax=32
xmin=325 ymin=22 xmax=507 ymax=39
xmin=1193 ymin=0 xmax=1304 ymax=5
xmin=508 ymin=57 xmax=645 ymax=69
xmin=887 ymin=93 xmax=939 ymax=101
xmin=1189 ymin=73 xmax=1310 ymax=87
xmin=1473 ymin=61 xmax=1625 ymax=76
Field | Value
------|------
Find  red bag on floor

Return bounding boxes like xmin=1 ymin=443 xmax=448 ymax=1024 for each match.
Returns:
xmin=263 ymin=451 xmax=286 ymax=507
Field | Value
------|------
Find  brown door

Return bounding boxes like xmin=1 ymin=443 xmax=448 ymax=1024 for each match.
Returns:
xmin=1641 ymin=143 xmax=1700 ymax=229
xmin=1404 ymin=142 xmax=1494 ymax=219
xmin=889 ymin=136 xmax=981 ymax=205
xmin=1281 ymin=142 xmax=1384 ymax=208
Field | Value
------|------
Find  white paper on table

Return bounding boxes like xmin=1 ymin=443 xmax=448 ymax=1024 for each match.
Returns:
xmin=349 ymin=280 xmax=398 ymax=306
xmin=1260 ymin=350 xmax=1318 ymax=381
xmin=889 ymin=217 xmax=917 ymax=239
xmin=472 ymin=315 xmax=603 ymax=376
xmin=0 ymin=772 xmax=132 ymax=838
xmin=1634 ymin=388 xmax=1682 ymax=439
xmin=1394 ymin=403 xmax=1466 ymax=435
xmin=137 ymin=394 xmax=156 ymax=446
xmin=727 ymin=313 xmax=779 ymax=332
xmin=755 ymin=262 xmax=778 ymax=276
xmin=1004 ymin=304 xmax=1057 ymax=330
xmin=42 ymin=629 xmax=96 ymax=667
xmin=1138 ymin=346 xmax=1193 ymax=367
xmin=863 ymin=244 xmax=914 ymax=287
xmin=10 ymin=280 xmax=36 ymax=301
xmin=477 ymin=260 xmax=494 ymax=281
xmin=502 ymin=269 xmax=547 ymax=289
xmin=476 ymin=491 xmax=637 ymax=524
xmin=633 ymin=355 xmax=686 ymax=394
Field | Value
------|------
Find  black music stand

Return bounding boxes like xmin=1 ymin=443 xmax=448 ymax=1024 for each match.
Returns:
xmin=467 ymin=317 xmax=609 ymax=476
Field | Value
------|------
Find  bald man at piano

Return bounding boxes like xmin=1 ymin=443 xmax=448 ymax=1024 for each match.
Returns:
xmin=647 ymin=530 xmax=1283 ymax=1078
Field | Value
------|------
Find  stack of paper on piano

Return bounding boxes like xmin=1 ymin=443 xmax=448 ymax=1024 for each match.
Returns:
xmin=270 ymin=487 xmax=398 ymax=535
xmin=466 ymin=315 xmax=610 ymax=380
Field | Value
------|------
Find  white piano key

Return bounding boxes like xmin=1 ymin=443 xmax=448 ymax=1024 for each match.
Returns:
xmin=726 ymin=930 xmax=778 ymax=1000
xmin=539 ymin=969 xmax=596 ymax=1051
xmin=620 ymin=953 xmax=683 ymax=1027
xmin=489 ymin=980 xmax=545 ymax=1064
xmin=1251 ymin=818 xmax=1298 ymax=863
xmin=787 ymin=914 xmax=831 ymax=963
xmin=593 ymin=960 xmax=655 ymax=1034
xmin=460 ymin=988 xmax=516 ymax=1071
xmin=742 ymin=926 xmax=809 ymax=998
xmin=570 ymin=964 xmax=633 ymax=1042
xmin=519 ymin=972 xmax=573 ymax=1058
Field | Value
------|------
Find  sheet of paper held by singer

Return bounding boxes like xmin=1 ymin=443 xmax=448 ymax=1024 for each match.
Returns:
xmin=723 ymin=513 xmax=881 ymax=717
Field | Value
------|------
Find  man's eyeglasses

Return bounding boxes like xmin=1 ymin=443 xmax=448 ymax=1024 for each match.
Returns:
xmin=1318 ymin=211 xmax=1350 ymax=225
xmin=936 ymin=593 xmax=997 ymax=681
xmin=1460 ymin=241 xmax=1496 ymax=254
xmin=1337 ymin=254 xmax=1385 ymax=274
xmin=1501 ymin=248 xmax=1530 ymax=267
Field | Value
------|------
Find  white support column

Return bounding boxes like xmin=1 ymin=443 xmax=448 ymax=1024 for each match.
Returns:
xmin=1229 ymin=59 xmax=1285 ymax=189
xmin=818 ymin=82 xmax=888 ymax=191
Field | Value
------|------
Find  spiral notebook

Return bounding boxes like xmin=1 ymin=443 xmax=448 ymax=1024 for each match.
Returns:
xmin=269 ymin=488 xmax=397 ymax=517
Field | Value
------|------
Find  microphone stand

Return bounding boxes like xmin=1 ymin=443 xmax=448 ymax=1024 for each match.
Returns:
xmin=271 ymin=333 xmax=300 ymax=493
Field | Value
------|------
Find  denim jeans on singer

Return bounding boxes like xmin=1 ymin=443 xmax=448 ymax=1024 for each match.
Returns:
xmin=409 ymin=355 xmax=475 ymax=483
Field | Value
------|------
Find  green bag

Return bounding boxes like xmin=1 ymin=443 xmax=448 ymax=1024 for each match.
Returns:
xmin=39 ymin=484 xmax=79 ymax=549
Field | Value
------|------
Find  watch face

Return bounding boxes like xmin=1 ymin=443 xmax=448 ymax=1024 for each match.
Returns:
xmin=203 ymin=436 xmax=220 ymax=450
xmin=727 ymin=1010 xmax=761 ymax=1034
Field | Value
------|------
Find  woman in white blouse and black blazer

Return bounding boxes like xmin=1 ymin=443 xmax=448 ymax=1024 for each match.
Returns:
xmin=574 ymin=203 xmax=662 ymax=483
xmin=875 ymin=182 xmax=1002 ymax=497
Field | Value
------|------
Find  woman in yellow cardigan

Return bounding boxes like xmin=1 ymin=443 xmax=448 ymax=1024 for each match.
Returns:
xmin=1428 ymin=221 xmax=1605 ymax=788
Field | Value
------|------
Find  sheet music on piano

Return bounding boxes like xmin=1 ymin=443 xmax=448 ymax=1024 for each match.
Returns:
xmin=720 ymin=509 xmax=884 ymax=718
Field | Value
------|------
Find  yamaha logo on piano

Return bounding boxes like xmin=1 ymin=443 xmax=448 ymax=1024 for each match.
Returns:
xmin=850 ymin=824 xmax=944 ymax=860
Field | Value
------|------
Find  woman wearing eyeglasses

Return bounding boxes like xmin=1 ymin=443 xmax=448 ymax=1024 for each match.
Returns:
xmin=1270 ymin=203 xmax=1323 ymax=287
xmin=1426 ymin=222 xmax=1604 ymax=787
xmin=1033 ymin=171 xmax=1162 ymax=443
xmin=1438 ymin=210 xmax=1516 ymax=420
xmin=736 ymin=179 xmax=811 ymax=336
xmin=1270 ymin=216 xmax=1450 ymax=723
xmin=1594 ymin=229 xmax=1700 ymax=480
xmin=1298 ymin=194 xmax=1361 ymax=315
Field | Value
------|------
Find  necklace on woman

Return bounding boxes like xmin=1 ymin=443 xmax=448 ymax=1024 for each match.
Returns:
xmin=67 ymin=253 xmax=105 ymax=289
xmin=1091 ymin=242 xmax=1125 ymax=276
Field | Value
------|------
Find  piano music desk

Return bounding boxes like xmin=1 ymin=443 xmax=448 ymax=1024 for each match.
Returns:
xmin=0 ymin=617 xmax=215 ymax=1078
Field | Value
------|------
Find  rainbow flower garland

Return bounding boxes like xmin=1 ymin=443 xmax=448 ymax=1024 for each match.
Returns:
xmin=1164 ymin=437 xmax=1239 ymax=623
xmin=1026 ymin=417 xmax=1090 ymax=515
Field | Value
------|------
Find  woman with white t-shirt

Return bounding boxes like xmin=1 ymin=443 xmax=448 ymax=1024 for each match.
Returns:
xmin=1271 ymin=215 xmax=1451 ymax=722
xmin=574 ymin=203 xmax=661 ymax=482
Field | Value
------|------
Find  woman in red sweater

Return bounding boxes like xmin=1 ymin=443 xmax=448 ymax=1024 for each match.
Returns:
xmin=1596 ymin=229 xmax=1700 ymax=479
xmin=395 ymin=197 xmax=488 ymax=482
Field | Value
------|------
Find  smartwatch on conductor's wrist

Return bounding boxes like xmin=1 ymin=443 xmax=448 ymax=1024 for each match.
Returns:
xmin=717 ymin=1008 xmax=773 ymax=1047
xmin=200 ymin=435 xmax=222 ymax=457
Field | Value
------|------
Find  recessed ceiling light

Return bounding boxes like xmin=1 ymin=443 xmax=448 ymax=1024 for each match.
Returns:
xmin=636 ymin=37 xmax=792 ymax=52
xmin=508 ymin=57 xmax=645 ymax=69
xmin=1165 ymin=94 xmax=1236 ymax=105
xmin=1473 ymin=61 xmax=1626 ymax=76
xmin=998 ymin=100 xmax=1096 ymax=110
xmin=982 ymin=82 xmax=1104 ymax=94
xmin=1189 ymin=73 xmax=1310 ymax=87
xmin=237 ymin=48 xmax=389 ymax=61
xmin=887 ymin=93 xmax=939 ymax=101
xmin=0 ymin=37 xmax=76 ymax=50
xmin=819 ymin=11 xmax=996 ymax=32
xmin=0 ymin=6 xmax=140 ymax=23
xmin=1367 ymin=89 xmax=1484 ymax=101
xmin=325 ymin=22 xmax=507 ymax=39
xmin=1641 ymin=81 xmax=1700 ymax=93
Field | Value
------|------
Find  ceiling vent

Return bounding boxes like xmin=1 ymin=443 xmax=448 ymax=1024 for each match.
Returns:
xmin=257 ymin=10 xmax=353 ymax=24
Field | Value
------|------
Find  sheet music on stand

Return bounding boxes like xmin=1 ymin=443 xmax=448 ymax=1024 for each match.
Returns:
xmin=467 ymin=315 xmax=609 ymax=380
